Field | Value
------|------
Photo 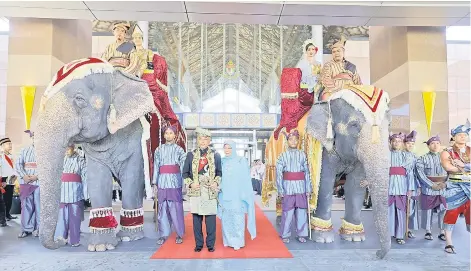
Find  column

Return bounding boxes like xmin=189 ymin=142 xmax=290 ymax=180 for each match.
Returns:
xmin=311 ymin=25 xmax=323 ymax=64
xmin=6 ymin=18 xmax=92 ymax=150
xmin=370 ymin=26 xmax=449 ymax=155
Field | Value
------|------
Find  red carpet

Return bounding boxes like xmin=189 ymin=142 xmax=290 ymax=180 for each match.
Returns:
xmin=150 ymin=205 xmax=292 ymax=259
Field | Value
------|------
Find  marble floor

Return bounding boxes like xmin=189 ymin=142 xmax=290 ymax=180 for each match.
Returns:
xmin=0 ymin=198 xmax=469 ymax=271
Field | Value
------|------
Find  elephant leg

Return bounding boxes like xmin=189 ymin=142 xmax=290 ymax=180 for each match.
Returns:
xmin=312 ymin=151 xmax=337 ymax=243
xmin=116 ymin=147 xmax=145 ymax=242
xmin=87 ymin=159 xmax=118 ymax=252
xmin=340 ymin=165 xmax=366 ymax=242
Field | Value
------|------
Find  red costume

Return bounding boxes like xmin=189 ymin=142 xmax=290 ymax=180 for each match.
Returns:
xmin=273 ymin=68 xmax=314 ymax=140
xmin=141 ymin=54 xmax=187 ymax=180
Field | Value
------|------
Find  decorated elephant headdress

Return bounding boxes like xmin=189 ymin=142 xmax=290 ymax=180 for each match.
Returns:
xmin=41 ymin=57 xmax=155 ymax=134
xmin=326 ymin=86 xmax=390 ymax=144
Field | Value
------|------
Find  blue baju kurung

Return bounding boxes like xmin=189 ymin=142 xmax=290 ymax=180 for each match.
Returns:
xmin=218 ymin=140 xmax=256 ymax=250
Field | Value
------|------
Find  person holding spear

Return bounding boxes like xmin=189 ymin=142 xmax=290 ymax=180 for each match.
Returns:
xmin=388 ymin=133 xmax=416 ymax=245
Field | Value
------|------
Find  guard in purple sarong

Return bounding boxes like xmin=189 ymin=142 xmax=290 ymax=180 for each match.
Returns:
xmin=415 ymin=135 xmax=447 ymax=241
xmin=403 ymin=130 xmax=420 ymax=238
xmin=276 ymin=129 xmax=312 ymax=243
xmin=152 ymin=125 xmax=186 ymax=245
xmin=55 ymin=144 xmax=88 ymax=247
xmin=388 ymin=133 xmax=416 ymax=245
xmin=15 ymin=132 xmax=40 ymax=238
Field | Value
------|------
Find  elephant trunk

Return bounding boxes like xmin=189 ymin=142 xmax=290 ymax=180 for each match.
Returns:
xmin=36 ymin=94 xmax=77 ymax=249
xmin=362 ymin=147 xmax=391 ymax=259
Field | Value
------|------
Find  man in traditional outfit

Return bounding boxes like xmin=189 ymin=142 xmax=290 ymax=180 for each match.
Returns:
xmin=152 ymin=125 xmax=186 ymax=245
xmin=319 ymin=36 xmax=362 ymax=101
xmin=15 ymin=132 xmax=40 ymax=238
xmin=101 ymin=21 xmax=141 ymax=76
xmin=55 ymin=144 xmax=88 ymax=247
xmin=415 ymin=135 xmax=447 ymax=241
xmin=0 ymin=137 xmax=17 ymax=222
xmin=440 ymin=122 xmax=470 ymax=254
xmin=388 ymin=133 xmax=416 ymax=245
xmin=276 ymin=130 xmax=312 ymax=243
xmin=183 ymin=127 xmax=222 ymax=252
xmin=403 ymin=131 xmax=420 ymax=238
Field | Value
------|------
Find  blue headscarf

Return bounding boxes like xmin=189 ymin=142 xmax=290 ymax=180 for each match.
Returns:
xmin=451 ymin=120 xmax=471 ymax=137
xmin=219 ymin=140 xmax=256 ymax=239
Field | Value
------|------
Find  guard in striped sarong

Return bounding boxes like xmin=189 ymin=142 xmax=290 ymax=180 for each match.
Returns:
xmin=55 ymin=145 xmax=87 ymax=247
xmin=276 ymin=130 xmax=312 ymax=244
xmin=15 ymin=133 xmax=40 ymax=238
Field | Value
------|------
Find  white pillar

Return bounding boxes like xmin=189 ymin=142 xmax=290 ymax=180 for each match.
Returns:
xmin=137 ymin=21 xmax=149 ymax=50
xmin=311 ymin=25 xmax=323 ymax=64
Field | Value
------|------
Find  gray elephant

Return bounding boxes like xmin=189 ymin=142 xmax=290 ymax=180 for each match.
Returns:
xmin=306 ymin=87 xmax=391 ymax=259
xmin=35 ymin=58 xmax=155 ymax=252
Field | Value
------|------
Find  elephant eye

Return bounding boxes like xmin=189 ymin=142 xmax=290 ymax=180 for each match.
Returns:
xmin=74 ymin=95 xmax=88 ymax=109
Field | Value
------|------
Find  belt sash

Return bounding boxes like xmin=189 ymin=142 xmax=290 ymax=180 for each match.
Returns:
xmin=24 ymin=162 xmax=37 ymax=169
xmin=61 ymin=173 xmax=81 ymax=183
xmin=283 ymin=172 xmax=305 ymax=180
xmin=389 ymin=167 xmax=406 ymax=176
xmin=159 ymin=165 xmax=180 ymax=174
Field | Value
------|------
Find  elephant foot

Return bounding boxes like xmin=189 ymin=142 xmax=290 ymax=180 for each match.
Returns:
xmin=117 ymin=227 xmax=145 ymax=242
xmin=312 ymin=230 xmax=335 ymax=243
xmin=88 ymin=227 xmax=119 ymax=252
xmin=311 ymin=216 xmax=335 ymax=243
xmin=87 ymin=244 xmax=116 ymax=252
xmin=339 ymin=218 xmax=365 ymax=242
xmin=118 ymin=208 xmax=145 ymax=242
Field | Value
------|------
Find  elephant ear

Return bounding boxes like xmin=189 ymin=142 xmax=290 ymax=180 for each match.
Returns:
xmin=306 ymin=102 xmax=334 ymax=150
xmin=108 ymin=70 xmax=156 ymax=134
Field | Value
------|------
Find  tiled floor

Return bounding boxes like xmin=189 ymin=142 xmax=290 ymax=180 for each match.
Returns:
xmin=0 ymin=198 xmax=469 ymax=271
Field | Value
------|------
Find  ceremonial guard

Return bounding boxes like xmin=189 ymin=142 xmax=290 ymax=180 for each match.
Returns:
xmin=15 ymin=132 xmax=40 ymax=238
xmin=0 ymin=137 xmax=17 ymax=223
xmin=152 ymin=125 xmax=186 ymax=245
xmin=440 ymin=122 xmax=470 ymax=254
xmin=415 ymin=135 xmax=447 ymax=241
xmin=388 ymin=133 xmax=416 ymax=244
xmin=101 ymin=21 xmax=141 ymax=76
xmin=182 ymin=127 xmax=222 ymax=252
xmin=55 ymin=144 xmax=88 ymax=247
xmin=403 ymin=131 xmax=420 ymax=238
xmin=276 ymin=130 xmax=312 ymax=243
xmin=319 ymin=36 xmax=362 ymax=100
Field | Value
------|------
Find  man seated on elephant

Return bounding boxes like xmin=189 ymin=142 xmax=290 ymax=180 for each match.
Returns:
xmin=415 ymin=135 xmax=447 ymax=241
xmin=101 ymin=21 xmax=142 ymax=77
xmin=319 ymin=36 xmax=362 ymax=101
xmin=55 ymin=144 xmax=88 ymax=247
xmin=276 ymin=130 xmax=312 ymax=243
xmin=388 ymin=133 xmax=416 ymax=245
xmin=440 ymin=122 xmax=470 ymax=254
xmin=403 ymin=131 xmax=420 ymax=238
xmin=183 ymin=127 xmax=222 ymax=252
xmin=152 ymin=125 xmax=186 ymax=246
xmin=15 ymin=132 xmax=40 ymax=238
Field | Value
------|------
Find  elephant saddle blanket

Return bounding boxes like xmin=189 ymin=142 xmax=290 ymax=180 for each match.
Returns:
xmin=274 ymin=68 xmax=314 ymax=140
xmin=330 ymin=85 xmax=390 ymax=126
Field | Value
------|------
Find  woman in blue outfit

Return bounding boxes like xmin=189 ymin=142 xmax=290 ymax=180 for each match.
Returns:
xmin=218 ymin=140 xmax=256 ymax=250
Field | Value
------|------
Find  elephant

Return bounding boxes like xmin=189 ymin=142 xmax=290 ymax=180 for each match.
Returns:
xmin=35 ymin=58 xmax=155 ymax=252
xmin=305 ymin=86 xmax=391 ymax=259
